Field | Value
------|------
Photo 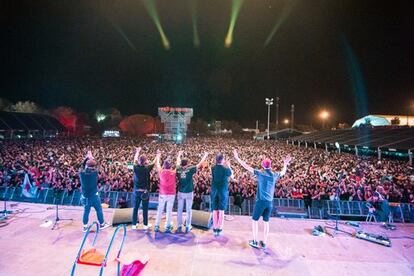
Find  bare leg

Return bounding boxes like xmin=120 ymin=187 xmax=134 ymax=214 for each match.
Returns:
xmin=212 ymin=210 xmax=218 ymax=229
xmin=263 ymin=221 xmax=270 ymax=244
xmin=218 ymin=210 xmax=224 ymax=230
xmin=252 ymin=220 xmax=259 ymax=242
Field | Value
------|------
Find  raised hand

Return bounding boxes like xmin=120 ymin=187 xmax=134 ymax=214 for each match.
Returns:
xmin=135 ymin=146 xmax=142 ymax=152
xmin=283 ymin=155 xmax=292 ymax=165
xmin=233 ymin=149 xmax=239 ymax=159
xmin=86 ymin=150 xmax=93 ymax=159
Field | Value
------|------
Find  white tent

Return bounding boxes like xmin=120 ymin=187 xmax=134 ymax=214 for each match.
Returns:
xmin=352 ymin=115 xmax=390 ymax=128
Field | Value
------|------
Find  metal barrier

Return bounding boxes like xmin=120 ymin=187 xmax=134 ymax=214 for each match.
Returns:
xmin=1 ymin=187 xmax=413 ymax=223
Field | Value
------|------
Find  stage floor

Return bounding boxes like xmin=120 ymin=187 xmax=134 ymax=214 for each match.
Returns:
xmin=1 ymin=201 xmax=413 ymax=276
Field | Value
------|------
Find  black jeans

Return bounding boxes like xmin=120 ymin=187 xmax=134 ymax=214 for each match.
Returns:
xmin=132 ymin=191 xmax=149 ymax=226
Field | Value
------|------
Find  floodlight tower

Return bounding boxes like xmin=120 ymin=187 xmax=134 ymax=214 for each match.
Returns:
xmin=265 ymin=98 xmax=274 ymax=139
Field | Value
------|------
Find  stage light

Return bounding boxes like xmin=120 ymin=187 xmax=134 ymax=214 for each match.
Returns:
xmin=111 ymin=22 xmax=137 ymax=51
xmin=284 ymin=119 xmax=289 ymax=125
xmin=142 ymin=0 xmax=171 ymax=50
xmin=224 ymin=0 xmax=245 ymax=48
xmin=189 ymin=0 xmax=200 ymax=48
xmin=341 ymin=34 xmax=368 ymax=118
xmin=264 ymin=0 xmax=297 ymax=47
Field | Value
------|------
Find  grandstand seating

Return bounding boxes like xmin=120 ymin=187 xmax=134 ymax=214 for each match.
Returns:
xmin=288 ymin=127 xmax=414 ymax=153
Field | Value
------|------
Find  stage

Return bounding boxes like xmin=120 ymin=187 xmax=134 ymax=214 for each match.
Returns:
xmin=1 ymin=201 xmax=413 ymax=276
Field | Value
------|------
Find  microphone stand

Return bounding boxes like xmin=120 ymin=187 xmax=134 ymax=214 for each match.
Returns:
xmin=326 ymin=184 xmax=352 ymax=236
xmin=51 ymin=188 xmax=73 ymax=230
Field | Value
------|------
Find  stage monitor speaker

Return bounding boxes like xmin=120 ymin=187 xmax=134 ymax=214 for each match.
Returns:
xmin=191 ymin=210 xmax=213 ymax=229
xmin=111 ymin=208 xmax=133 ymax=226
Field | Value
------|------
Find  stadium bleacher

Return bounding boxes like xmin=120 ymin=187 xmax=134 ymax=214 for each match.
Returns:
xmin=288 ymin=127 xmax=414 ymax=154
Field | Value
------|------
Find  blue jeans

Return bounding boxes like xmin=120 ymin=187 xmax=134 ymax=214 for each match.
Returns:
xmin=132 ymin=191 xmax=149 ymax=226
xmin=177 ymin=192 xmax=194 ymax=227
xmin=82 ymin=194 xmax=104 ymax=225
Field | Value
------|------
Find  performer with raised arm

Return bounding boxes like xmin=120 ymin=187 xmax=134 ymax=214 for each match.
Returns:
xmin=211 ymin=154 xmax=233 ymax=236
xmin=79 ymin=150 xmax=110 ymax=232
xmin=233 ymin=149 xmax=292 ymax=249
xmin=176 ymin=150 xmax=209 ymax=233
xmin=131 ymin=147 xmax=156 ymax=230
xmin=154 ymin=150 xmax=177 ymax=233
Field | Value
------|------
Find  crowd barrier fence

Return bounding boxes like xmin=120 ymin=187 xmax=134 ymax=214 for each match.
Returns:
xmin=1 ymin=187 xmax=413 ymax=223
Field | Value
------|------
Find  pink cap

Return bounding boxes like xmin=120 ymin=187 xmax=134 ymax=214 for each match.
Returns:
xmin=262 ymin=158 xmax=272 ymax=169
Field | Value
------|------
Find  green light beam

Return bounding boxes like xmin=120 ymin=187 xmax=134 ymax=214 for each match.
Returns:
xmin=189 ymin=0 xmax=200 ymax=48
xmin=142 ymin=0 xmax=170 ymax=50
xmin=264 ymin=0 xmax=297 ymax=47
xmin=224 ymin=0 xmax=245 ymax=48
xmin=112 ymin=22 xmax=137 ymax=51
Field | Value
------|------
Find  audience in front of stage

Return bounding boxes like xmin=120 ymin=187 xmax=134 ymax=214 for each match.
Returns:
xmin=1 ymin=137 xmax=413 ymax=206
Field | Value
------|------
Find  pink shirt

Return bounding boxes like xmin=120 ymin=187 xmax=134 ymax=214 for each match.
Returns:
xmin=159 ymin=169 xmax=176 ymax=195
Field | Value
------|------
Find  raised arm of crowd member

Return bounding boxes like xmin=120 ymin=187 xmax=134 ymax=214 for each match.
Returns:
xmin=196 ymin=152 xmax=209 ymax=169
xmin=81 ymin=150 xmax=94 ymax=170
xmin=155 ymin=150 xmax=162 ymax=172
xmin=176 ymin=150 xmax=183 ymax=168
xmin=280 ymin=155 xmax=292 ymax=176
xmin=225 ymin=160 xmax=235 ymax=180
xmin=133 ymin=147 xmax=142 ymax=164
xmin=233 ymin=149 xmax=254 ymax=174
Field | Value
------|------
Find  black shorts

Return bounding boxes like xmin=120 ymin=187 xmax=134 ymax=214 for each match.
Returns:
xmin=211 ymin=189 xmax=228 ymax=211
xmin=252 ymin=200 xmax=273 ymax=222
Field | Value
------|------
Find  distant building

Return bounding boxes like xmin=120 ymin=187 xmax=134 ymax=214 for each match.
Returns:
xmin=352 ymin=115 xmax=414 ymax=128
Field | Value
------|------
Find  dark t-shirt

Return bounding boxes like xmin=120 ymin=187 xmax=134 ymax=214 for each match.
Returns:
xmin=211 ymin=165 xmax=232 ymax=192
xmin=79 ymin=169 xmax=98 ymax=198
xmin=133 ymin=164 xmax=154 ymax=190
xmin=254 ymin=169 xmax=280 ymax=202
xmin=176 ymin=166 xmax=197 ymax=193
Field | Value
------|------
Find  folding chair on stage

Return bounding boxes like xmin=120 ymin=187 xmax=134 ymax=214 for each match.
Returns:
xmin=71 ymin=222 xmax=148 ymax=276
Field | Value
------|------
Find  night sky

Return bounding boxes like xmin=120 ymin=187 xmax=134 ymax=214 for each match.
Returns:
xmin=1 ymin=0 xmax=413 ymax=126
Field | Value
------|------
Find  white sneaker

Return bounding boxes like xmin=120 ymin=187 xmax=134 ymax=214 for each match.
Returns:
xmin=82 ymin=225 xmax=89 ymax=233
xmin=99 ymin=222 xmax=110 ymax=230
xmin=143 ymin=223 xmax=152 ymax=230
xmin=131 ymin=224 xmax=137 ymax=230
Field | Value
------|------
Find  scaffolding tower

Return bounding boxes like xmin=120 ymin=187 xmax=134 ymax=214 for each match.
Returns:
xmin=158 ymin=107 xmax=193 ymax=143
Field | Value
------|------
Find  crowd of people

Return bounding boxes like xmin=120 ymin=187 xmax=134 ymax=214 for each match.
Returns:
xmin=1 ymin=136 xmax=414 ymax=206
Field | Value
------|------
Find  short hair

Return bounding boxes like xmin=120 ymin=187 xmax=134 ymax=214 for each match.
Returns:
xmin=86 ymin=159 xmax=97 ymax=168
xmin=163 ymin=160 xmax=172 ymax=169
xmin=138 ymin=155 xmax=147 ymax=165
xmin=180 ymin=159 xmax=188 ymax=166
xmin=216 ymin=154 xmax=224 ymax=164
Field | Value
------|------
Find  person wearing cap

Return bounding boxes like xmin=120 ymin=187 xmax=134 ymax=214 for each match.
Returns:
xmin=233 ymin=149 xmax=291 ymax=249
xmin=131 ymin=147 xmax=156 ymax=231
xmin=176 ymin=150 xmax=209 ymax=233
xmin=154 ymin=150 xmax=177 ymax=233
xmin=79 ymin=150 xmax=110 ymax=232
xmin=211 ymin=153 xmax=233 ymax=236
xmin=368 ymin=191 xmax=390 ymax=222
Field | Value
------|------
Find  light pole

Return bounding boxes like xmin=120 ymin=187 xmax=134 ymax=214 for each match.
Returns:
xmin=290 ymin=104 xmax=295 ymax=130
xmin=319 ymin=110 xmax=329 ymax=130
xmin=275 ymin=97 xmax=280 ymax=130
xmin=265 ymin=98 xmax=274 ymax=140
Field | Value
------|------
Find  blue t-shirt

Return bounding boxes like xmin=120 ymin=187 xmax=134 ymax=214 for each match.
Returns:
xmin=79 ymin=169 xmax=99 ymax=198
xmin=211 ymin=165 xmax=232 ymax=192
xmin=254 ymin=169 xmax=280 ymax=202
